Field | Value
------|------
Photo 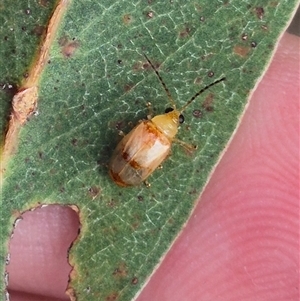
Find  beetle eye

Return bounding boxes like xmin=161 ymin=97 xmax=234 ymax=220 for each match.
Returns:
xmin=179 ymin=114 xmax=184 ymax=124
xmin=165 ymin=107 xmax=174 ymax=113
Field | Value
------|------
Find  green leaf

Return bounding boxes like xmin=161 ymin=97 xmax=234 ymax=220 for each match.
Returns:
xmin=0 ymin=0 xmax=57 ymax=139
xmin=1 ymin=0 xmax=298 ymax=300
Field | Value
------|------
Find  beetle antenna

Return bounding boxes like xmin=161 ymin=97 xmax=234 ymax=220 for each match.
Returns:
xmin=143 ymin=54 xmax=177 ymax=108
xmin=180 ymin=77 xmax=226 ymax=113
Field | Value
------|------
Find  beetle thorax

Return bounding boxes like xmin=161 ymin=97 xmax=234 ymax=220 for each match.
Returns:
xmin=151 ymin=110 xmax=180 ymax=139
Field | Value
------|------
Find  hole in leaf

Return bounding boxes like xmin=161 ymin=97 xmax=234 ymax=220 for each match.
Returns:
xmin=6 ymin=204 xmax=80 ymax=301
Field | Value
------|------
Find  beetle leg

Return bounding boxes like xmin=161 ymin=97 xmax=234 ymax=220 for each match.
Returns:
xmin=173 ymin=138 xmax=197 ymax=153
xmin=118 ymin=130 xmax=125 ymax=137
xmin=146 ymin=102 xmax=153 ymax=120
xmin=143 ymin=180 xmax=151 ymax=187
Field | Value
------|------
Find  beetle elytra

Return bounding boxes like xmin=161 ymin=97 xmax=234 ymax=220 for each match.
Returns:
xmin=109 ymin=55 xmax=225 ymax=186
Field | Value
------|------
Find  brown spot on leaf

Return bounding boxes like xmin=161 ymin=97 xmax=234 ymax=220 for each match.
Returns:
xmin=123 ymin=14 xmax=133 ymax=25
xmin=194 ymin=77 xmax=202 ymax=85
xmin=132 ymin=62 xmax=143 ymax=72
xmin=88 ymin=186 xmax=101 ymax=199
xmin=131 ymin=220 xmax=140 ymax=230
xmin=131 ymin=214 xmax=141 ymax=230
xmin=143 ymin=60 xmax=160 ymax=71
xmin=61 ymin=40 xmax=80 ymax=58
xmin=106 ymin=293 xmax=119 ymax=301
xmin=207 ymin=71 xmax=214 ymax=77
xmin=146 ymin=11 xmax=154 ymax=18
xmin=108 ymin=119 xmax=126 ymax=131
xmin=189 ymin=188 xmax=198 ymax=195
xmin=137 ymin=195 xmax=144 ymax=202
xmin=131 ymin=277 xmax=138 ymax=285
xmin=241 ymin=33 xmax=248 ymax=41
xmin=255 ymin=7 xmax=264 ymax=19
xmin=202 ymin=93 xmax=214 ymax=111
xmin=233 ymin=45 xmax=250 ymax=57
xmin=261 ymin=24 xmax=268 ymax=31
xmin=251 ymin=41 xmax=257 ymax=48
xmin=113 ymin=262 xmax=128 ymax=278
xmin=168 ymin=217 xmax=174 ymax=224
xmin=32 ymin=25 xmax=45 ymax=36
xmin=38 ymin=151 xmax=44 ymax=159
xmin=38 ymin=0 xmax=50 ymax=7
xmin=107 ymin=199 xmax=118 ymax=208
xmin=124 ymin=83 xmax=134 ymax=92
xmin=59 ymin=35 xmax=79 ymax=58
xmin=179 ymin=26 xmax=191 ymax=38
xmin=0 ymin=82 xmax=18 ymax=97
xmin=192 ymin=109 xmax=202 ymax=118
xmin=185 ymin=125 xmax=191 ymax=131
xmin=71 ymin=138 xmax=78 ymax=146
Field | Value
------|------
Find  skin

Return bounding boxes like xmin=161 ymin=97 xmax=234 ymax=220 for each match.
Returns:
xmin=6 ymin=32 xmax=299 ymax=301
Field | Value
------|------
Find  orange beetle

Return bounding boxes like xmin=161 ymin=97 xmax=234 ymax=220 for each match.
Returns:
xmin=109 ymin=55 xmax=225 ymax=186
